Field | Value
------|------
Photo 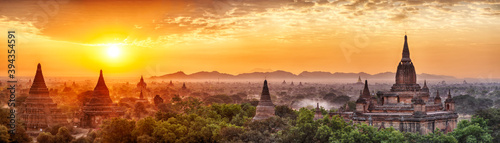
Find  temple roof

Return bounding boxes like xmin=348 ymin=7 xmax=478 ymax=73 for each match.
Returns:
xmin=88 ymin=70 xmax=113 ymax=104
xmin=420 ymin=80 xmax=429 ymax=93
xmin=261 ymin=80 xmax=271 ymax=100
xmin=361 ymin=80 xmax=371 ymax=98
xmin=435 ymin=90 xmax=442 ymax=101
xmin=445 ymin=89 xmax=455 ymax=103
xmin=94 ymin=70 xmax=108 ymax=91
xmin=29 ymin=63 xmax=49 ymax=95
xmin=402 ymin=35 xmax=411 ymax=62
xmin=137 ymin=75 xmax=147 ymax=88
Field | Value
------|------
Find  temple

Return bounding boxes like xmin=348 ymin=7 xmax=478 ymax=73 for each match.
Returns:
xmin=81 ymin=70 xmax=125 ymax=128
xmin=168 ymin=80 xmax=174 ymax=87
xmin=314 ymin=103 xmax=323 ymax=120
xmin=20 ymin=64 xmax=67 ymax=136
xmin=253 ymin=80 xmax=275 ymax=120
xmin=137 ymin=76 xmax=147 ymax=90
xmin=332 ymin=35 xmax=458 ymax=134
xmin=356 ymin=76 xmax=363 ymax=84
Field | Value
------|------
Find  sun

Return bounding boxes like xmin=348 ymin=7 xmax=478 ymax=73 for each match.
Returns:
xmin=107 ymin=44 xmax=121 ymax=58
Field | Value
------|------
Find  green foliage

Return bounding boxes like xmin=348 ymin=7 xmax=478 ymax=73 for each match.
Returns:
xmin=100 ymin=118 xmax=136 ymax=143
xmin=89 ymin=101 xmax=496 ymax=143
xmin=133 ymin=116 xmax=156 ymax=137
xmin=275 ymin=105 xmax=298 ymax=119
xmin=451 ymin=117 xmax=493 ymax=143
xmin=475 ymin=108 xmax=500 ymax=142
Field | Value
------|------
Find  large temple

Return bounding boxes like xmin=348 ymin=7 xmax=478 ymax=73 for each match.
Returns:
xmin=20 ymin=64 xmax=67 ymax=136
xmin=81 ymin=70 xmax=125 ymax=128
xmin=253 ymin=80 xmax=276 ymax=120
xmin=332 ymin=35 xmax=458 ymax=134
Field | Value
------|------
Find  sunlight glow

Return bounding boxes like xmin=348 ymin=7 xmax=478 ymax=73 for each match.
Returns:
xmin=107 ymin=44 xmax=121 ymax=58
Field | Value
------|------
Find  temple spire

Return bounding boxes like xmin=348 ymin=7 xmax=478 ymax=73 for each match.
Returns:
xmin=362 ymin=80 xmax=370 ymax=98
xmin=94 ymin=70 xmax=108 ymax=91
xmin=30 ymin=63 xmax=49 ymax=94
xmin=261 ymin=80 xmax=270 ymax=100
xmin=402 ymin=34 xmax=411 ymax=62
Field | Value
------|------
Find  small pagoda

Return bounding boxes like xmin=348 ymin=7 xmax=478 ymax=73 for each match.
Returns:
xmin=20 ymin=64 xmax=67 ymax=136
xmin=81 ymin=70 xmax=125 ymax=128
xmin=253 ymin=80 xmax=275 ymax=120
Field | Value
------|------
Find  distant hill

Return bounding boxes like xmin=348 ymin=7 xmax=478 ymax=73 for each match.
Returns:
xmin=150 ymin=70 xmax=457 ymax=81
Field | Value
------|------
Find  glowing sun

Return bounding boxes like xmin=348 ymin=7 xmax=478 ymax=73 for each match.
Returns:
xmin=107 ymin=44 xmax=121 ymax=58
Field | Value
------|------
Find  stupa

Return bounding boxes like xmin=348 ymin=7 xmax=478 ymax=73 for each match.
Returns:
xmin=20 ymin=64 xmax=67 ymax=136
xmin=253 ymin=80 xmax=275 ymax=120
xmin=81 ymin=70 xmax=125 ymax=128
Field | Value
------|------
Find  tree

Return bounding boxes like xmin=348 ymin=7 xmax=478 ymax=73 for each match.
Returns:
xmin=136 ymin=135 xmax=155 ymax=143
xmin=36 ymin=132 xmax=55 ymax=143
xmin=275 ymin=105 xmax=298 ymax=119
xmin=11 ymin=125 xmax=32 ymax=143
xmin=475 ymin=108 xmax=500 ymax=142
xmin=451 ymin=117 xmax=493 ymax=143
xmin=133 ymin=116 xmax=156 ymax=137
xmin=100 ymin=118 xmax=136 ymax=143
xmin=54 ymin=127 xmax=74 ymax=143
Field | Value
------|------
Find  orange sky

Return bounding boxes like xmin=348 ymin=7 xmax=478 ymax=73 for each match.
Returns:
xmin=0 ymin=0 xmax=499 ymax=79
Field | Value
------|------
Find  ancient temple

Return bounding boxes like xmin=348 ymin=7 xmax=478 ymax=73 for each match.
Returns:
xmin=168 ymin=80 xmax=174 ymax=87
xmin=253 ymin=80 xmax=275 ymax=120
xmin=356 ymin=76 xmax=363 ymax=84
xmin=81 ymin=70 xmax=125 ymax=128
xmin=136 ymin=90 xmax=148 ymax=104
xmin=20 ymin=64 xmax=67 ymax=136
xmin=314 ymin=103 xmax=323 ymax=120
xmin=137 ymin=76 xmax=147 ymax=90
xmin=332 ymin=35 xmax=458 ymax=134
xmin=282 ymin=80 xmax=286 ymax=85
xmin=153 ymin=95 xmax=164 ymax=107
xmin=181 ymin=82 xmax=187 ymax=90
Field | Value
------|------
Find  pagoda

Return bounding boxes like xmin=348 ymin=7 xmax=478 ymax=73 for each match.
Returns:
xmin=137 ymin=75 xmax=147 ymax=90
xmin=168 ymin=80 xmax=174 ymax=87
xmin=253 ymin=80 xmax=275 ymax=120
xmin=81 ymin=70 xmax=125 ymax=128
xmin=314 ymin=103 xmax=323 ymax=120
xmin=356 ymin=76 xmax=363 ymax=84
xmin=20 ymin=64 xmax=67 ymax=136
xmin=332 ymin=35 xmax=458 ymax=134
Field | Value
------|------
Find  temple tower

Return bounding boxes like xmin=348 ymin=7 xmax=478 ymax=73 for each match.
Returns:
xmin=356 ymin=80 xmax=371 ymax=113
xmin=253 ymin=80 xmax=275 ymax=120
xmin=81 ymin=70 xmax=124 ymax=128
xmin=168 ymin=80 xmax=174 ymax=87
xmin=391 ymin=35 xmax=421 ymax=92
xmin=21 ymin=64 xmax=67 ymax=136
xmin=314 ymin=103 xmax=323 ymax=120
xmin=137 ymin=75 xmax=147 ymax=90
xmin=445 ymin=89 xmax=455 ymax=112
xmin=356 ymin=76 xmax=363 ymax=84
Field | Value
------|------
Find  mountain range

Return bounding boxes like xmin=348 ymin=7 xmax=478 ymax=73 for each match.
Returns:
xmin=150 ymin=70 xmax=456 ymax=81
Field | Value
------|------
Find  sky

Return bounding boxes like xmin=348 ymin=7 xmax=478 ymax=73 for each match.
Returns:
xmin=0 ymin=0 xmax=499 ymax=79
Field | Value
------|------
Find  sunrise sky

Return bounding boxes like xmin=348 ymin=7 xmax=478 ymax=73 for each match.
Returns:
xmin=0 ymin=0 xmax=499 ymax=79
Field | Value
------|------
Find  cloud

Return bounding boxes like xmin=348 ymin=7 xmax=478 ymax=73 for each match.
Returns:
xmin=0 ymin=0 xmax=499 ymax=47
